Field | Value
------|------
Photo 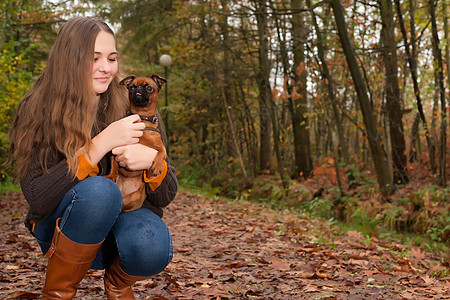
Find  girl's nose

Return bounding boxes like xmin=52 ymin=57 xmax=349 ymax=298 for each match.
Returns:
xmin=98 ymin=58 xmax=111 ymax=72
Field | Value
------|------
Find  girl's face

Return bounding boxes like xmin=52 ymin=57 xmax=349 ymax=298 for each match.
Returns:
xmin=91 ymin=31 xmax=118 ymax=95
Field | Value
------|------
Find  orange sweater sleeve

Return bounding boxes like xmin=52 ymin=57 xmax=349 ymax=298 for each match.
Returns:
xmin=143 ymin=161 xmax=168 ymax=191
xmin=74 ymin=154 xmax=99 ymax=180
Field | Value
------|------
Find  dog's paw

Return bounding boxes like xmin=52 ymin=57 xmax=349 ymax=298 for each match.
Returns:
xmin=149 ymin=165 xmax=163 ymax=176
xmin=149 ymin=156 xmax=165 ymax=176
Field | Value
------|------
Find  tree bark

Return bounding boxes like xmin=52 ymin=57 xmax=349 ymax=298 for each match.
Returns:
xmin=395 ymin=0 xmax=436 ymax=173
xmin=291 ymin=0 xmax=313 ymax=179
xmin=408 ymin=112 xmax=420 ymax=163
xmin=379 ymin=0 xmax=409 ymax=184
xmin=254 ymin=0 xmax=288 ymax=187
xmin=330 ymin=0 xmax=395 ymax=197
xmin=239 ymin=83 xmax=259 ymax=177
xmin=221 ymin=86 xmax=250 ymax=184
xmin=218 ymin=0 xmax=249 ymax=184
xmin=307 ymin=0 xmax=356 ymax=187
xmin=271 ymin=0 xmax=292 ymax=189
xmin=255 ymin=0 xmax=272 ymax=172
xmin=429 ymin=0 xmax=447 ymax=186
xmin=445 ymin=0 xmax=450 ymax=100
xmin=218 ymin=0 xmax=239 ymax=159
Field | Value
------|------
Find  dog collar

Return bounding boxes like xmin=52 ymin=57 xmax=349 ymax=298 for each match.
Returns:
xmin=139 ymin=115 xmax=159 ymax=123
xmin=126 ymin=111 xmax=159 ymax=124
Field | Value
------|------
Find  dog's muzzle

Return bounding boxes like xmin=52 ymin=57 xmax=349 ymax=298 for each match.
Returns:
xmin=131 ymin=88 xmax=150 ymax=106
xmin=132 ymin=95 xmax=149 ymax=106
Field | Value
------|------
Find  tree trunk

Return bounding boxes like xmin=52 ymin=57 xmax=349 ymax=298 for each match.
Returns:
xmin=291 ymin=0 xmax=313 ymax=179
xmin=218 ymin=0 xmax=239 ymax=159
xmin=395 ymin=0 xmax=436 ymax=173
xmin=330 ymin=0 xmax=395 ymax=197
xmin=239 ymin=83 xmax=259 ymax=177
xmin=218 ymin=0 xmax=249 ymax=185
xmin=445 ymin=0 xmax=450 ymax=99
xmin=255 ymin=0 xmax=272 ymax=172
xmin=379 ymin=0 xmax=409 ymax=184
xmin=221 ymin=86 xmax=250 ymax=184
xmin=429 ymin=0 xmax=447 ymax=186
xmin=271 ymin=0 xmax=292 ymax=189
xmin=409 ymin=112 xmax=420 ymax=163
xmin=307 ymin=0 xmax=356 ymax=187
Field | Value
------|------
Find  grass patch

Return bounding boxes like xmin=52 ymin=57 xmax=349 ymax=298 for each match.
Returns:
xmin=0 ymin=178 xmax=21 ymax=194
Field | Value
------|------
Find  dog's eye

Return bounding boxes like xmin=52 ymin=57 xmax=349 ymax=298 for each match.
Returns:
xmin=129 ymin=85 xmax=136 ymax=91
xmin=145 ymin=85 xmax=154 ymax=93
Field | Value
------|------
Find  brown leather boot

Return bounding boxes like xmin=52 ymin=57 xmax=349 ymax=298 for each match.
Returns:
xmin=41 ymin=218 xmax=103 ymax=299
xmin=104 ymin=256 xmax=148 ymax=300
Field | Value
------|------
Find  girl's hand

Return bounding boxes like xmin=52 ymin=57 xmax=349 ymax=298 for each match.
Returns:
xmin=86 ymin=115 xmax=145 ymax=164
xmin=112 ymin=144 xmax=158 ymax=171
xmin=102 ymin=115 xmax=145 ymax=149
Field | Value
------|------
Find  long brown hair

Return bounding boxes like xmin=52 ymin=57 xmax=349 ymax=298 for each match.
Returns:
xmin=8 ymin=17 xmax=128 ymax=179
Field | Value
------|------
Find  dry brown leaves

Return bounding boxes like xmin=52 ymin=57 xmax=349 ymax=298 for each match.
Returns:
xmin=0 ymin=191 xmax=449 ymax=299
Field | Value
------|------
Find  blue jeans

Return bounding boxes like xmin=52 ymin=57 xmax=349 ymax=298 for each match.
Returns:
xmin=33 ymin=176 xmax=173 ymax=276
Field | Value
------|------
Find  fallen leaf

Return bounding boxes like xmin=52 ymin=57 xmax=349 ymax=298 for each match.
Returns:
xmin=269 ymin=257 xmax=291 ymax=271
xmin=303 ymin=284 xmax=320 ymax=292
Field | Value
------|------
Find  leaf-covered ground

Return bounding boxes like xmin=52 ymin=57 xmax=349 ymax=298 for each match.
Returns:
xmin=1 ymin=191 xmax=449 ymax=299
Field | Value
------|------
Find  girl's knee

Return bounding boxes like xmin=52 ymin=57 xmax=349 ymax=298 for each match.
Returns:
xmin=120 ymin=230 xmax=173 ymax=276
xmin=74 ymin=176 xmax=122 ymax=213
xmin=81 ymin=176 xmax=121 ymax=200
xmin=58 ymin=177 xmax=123 ymax=244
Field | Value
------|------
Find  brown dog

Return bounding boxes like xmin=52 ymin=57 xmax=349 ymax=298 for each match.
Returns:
xmin=107 ymin=74 xmax=167 ymax=212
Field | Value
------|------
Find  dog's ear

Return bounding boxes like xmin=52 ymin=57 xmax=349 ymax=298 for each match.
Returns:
xmin=119 ymin=75 xmax=136 ymax=87
xmin=149 ymin=74 xmax=167 ymax=91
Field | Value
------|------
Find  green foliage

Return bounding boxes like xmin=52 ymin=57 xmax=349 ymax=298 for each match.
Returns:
xmin=0 ymin=176 xmax=21 ymax=193
xmin=0 ymin=41 xmax=38 ymax=180
xmin=407 ymin=185 xmax=450 ymax=241
xmin=92 ymin=0 xmax=176 ymax=62
xmin=384 ymin=203 xmax=405 ymax=230
xmin=177 ymin=153 xmax=248 ymax=199
xmin=343 ymin=163 xmax=378 ymax=188
xmin=240 ymin=175 xmax=288 ymax=208
xmin=0 ymin=0 xmax=63 ymax=180
xmin=426 ymin=226 xmax=447 ymax=244
xmin=349 ymin=209 xmax=381 ymax=235
xmin=300 ymin=197 xmax=334 ymax=219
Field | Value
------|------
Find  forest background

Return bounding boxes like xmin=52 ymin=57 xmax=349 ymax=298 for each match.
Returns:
xmin=0 ymin=0 xmax=449 ymax=269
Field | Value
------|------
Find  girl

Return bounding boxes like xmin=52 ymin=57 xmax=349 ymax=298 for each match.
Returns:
xmin=7 ymin=16 xmax=177 ymax=299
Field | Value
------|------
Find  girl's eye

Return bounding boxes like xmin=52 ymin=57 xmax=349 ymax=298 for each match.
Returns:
xmin=109 ymin=58 xmax=117 ymax=62
xmin=94 ymin=57 xmax=99 ymax=62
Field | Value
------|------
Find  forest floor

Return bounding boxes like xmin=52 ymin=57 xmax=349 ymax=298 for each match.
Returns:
xmin=0 ymin=190 xmax=449 ymax=300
